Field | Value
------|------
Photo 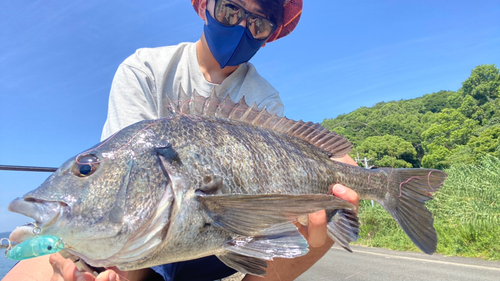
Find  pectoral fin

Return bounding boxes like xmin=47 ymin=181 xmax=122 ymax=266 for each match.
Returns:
xmin=197 ymin=193 xmax=355 ymax=236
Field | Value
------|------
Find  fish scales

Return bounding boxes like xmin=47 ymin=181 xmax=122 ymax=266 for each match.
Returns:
xmin=165 ymin=115 xmax=336 ymax=195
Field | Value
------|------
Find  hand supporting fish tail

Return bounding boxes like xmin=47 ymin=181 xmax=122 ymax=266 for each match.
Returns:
xmin=241 ymin=184 xmax=359 ymax=281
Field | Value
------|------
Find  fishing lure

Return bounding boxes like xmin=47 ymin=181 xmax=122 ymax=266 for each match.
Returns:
xmin=6 ymin=235 xmax=65 ymax=261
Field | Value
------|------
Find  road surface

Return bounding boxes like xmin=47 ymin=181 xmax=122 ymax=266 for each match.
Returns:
xmin=297 ymin=245 xmax=500 ymax=281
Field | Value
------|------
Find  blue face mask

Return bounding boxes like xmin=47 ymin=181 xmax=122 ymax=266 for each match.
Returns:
xmin=204 ymin=10 xmax=265 ymax=68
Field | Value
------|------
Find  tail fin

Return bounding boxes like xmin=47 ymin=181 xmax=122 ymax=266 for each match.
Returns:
xmin=374 ymin=168 xmax=446 ymax=254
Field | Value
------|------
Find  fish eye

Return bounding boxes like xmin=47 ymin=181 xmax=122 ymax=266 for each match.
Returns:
xmin=72 ymin=155 xmax=100 ymax=177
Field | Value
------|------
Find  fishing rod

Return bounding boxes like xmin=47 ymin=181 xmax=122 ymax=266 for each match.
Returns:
xmin=0 ymin=165 xmax=57 ymax=172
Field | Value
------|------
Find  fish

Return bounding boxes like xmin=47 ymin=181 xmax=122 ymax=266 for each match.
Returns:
xmin=8 ymin=89 xmax=446 ymax=275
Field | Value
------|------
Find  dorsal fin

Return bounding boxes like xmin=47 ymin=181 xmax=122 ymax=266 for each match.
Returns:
xmin=170 ymin=87 xmax=351 ymax=157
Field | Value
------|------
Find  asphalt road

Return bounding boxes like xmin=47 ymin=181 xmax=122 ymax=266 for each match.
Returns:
xmin=297 ymin=245 xmax=500 ymax=281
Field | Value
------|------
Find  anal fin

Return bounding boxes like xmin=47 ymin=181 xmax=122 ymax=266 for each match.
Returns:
xmin=224 ymin=223 xmax=309 ymax=260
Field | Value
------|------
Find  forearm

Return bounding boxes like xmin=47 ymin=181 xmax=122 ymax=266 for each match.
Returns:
xmin=330 ymin=154 xmax=358 ymax=166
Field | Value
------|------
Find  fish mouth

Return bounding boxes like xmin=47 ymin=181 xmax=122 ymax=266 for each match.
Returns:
xmin=8 ymin=197 xmax=65 ymax=239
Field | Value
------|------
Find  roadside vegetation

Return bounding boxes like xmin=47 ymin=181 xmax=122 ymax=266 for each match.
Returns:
xmin=321 ymin=64 xmax=500 ymax=260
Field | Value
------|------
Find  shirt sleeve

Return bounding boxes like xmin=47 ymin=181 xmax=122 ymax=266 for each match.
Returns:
xmin=101 ymin=59 xmax=158 ymax=141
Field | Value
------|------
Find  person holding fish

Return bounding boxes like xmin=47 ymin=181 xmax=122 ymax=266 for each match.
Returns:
xmin=4 ymin=0 xmax=360 ymax=281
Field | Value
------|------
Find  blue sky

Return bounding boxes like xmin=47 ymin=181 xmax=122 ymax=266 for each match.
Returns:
xmin=1 ymin=0 xmax=499 ymax=232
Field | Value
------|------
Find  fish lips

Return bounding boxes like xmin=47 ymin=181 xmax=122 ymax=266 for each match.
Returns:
xmin=8 ymin=198 xmax=64 ymax=233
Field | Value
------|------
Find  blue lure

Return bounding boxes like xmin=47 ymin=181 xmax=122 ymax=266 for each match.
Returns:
xmin=6 ymin=235 xmax=65 ymax=261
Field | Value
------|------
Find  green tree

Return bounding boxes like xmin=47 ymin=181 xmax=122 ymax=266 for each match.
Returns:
xmin=467 ymin=127 xmax=500 ymax=158
xmin=458 ymin=95 xmax=479 ymax=119
xmin=461 ymin=64 xmax=500 ymax=105
xmin=422 ymin=144 xmax=451 ymax=169
xmin=419 ymin=90 xmax=454 ymax=113
xmin=421 ymin=108 xmax=478 ymax=149
xmin=447 ymin=91 xmax=464 ymax=109
xmin=354 ymin=135 xmax=417 ymax=168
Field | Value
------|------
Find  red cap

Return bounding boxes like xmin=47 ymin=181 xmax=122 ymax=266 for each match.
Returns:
xmin=191 ymin=0 xmax=302 ymax=42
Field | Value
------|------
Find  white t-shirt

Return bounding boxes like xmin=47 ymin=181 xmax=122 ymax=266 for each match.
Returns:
xmin=101 ymin=42 xmax=284 ymax=140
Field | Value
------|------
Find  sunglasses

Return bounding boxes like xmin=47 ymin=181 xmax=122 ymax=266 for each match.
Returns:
xmin=214 ymin=0 xmax=277 ymax=40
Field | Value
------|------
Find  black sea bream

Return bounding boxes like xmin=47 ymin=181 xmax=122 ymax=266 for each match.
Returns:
xmin=9 ymin=90 xmax=446 ymax=275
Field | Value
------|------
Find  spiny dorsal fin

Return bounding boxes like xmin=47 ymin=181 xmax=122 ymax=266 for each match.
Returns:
xmin=172 ymin=87 xmax=351 ymax=157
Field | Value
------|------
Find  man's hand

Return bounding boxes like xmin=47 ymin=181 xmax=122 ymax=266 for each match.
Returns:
xmin=49 ymin=253 xmax=126 ymax=281
xmin=301 ymin=184 xmax=359 ymax=248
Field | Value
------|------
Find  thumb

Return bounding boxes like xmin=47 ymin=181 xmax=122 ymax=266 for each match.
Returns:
xmin=330 ymin=184 xmax=359 ymax=215
xmin=95 ymin=270 xmax=118 ymax=281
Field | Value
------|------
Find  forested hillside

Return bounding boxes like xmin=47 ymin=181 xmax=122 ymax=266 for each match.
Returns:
xmin=323 ymin=64 xmax=500 ymax=169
